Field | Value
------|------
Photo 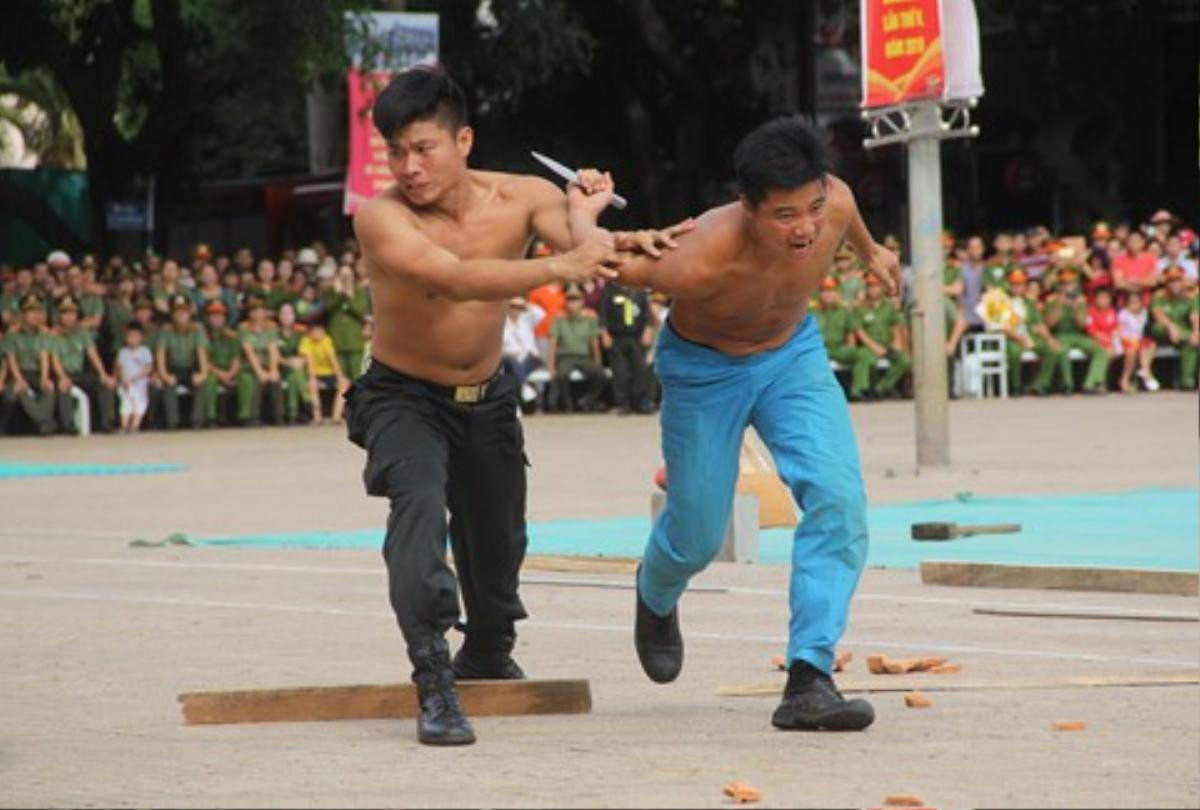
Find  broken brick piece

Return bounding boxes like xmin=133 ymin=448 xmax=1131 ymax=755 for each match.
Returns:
xmin=883 ymin=794 xmax=926 ymax=806
xmin=834 ymin=650 xmax=853 ymax=672
xmin=1053 ymin=720 xmax=1088 ymax=731
xmin=723 ymin=781 xmax=762 ymax=803
xmin=904 ymin=691 xmax=933 ymax=708
xmin=770 ymin=655 xmax=786 ymax=671
xmin=867 ymin=654 xmax=888 ymax=674
xmin=930 ymin=663 xmax=962 ymax=674
xmin=915 ymin=656 xmax=948 ymax=670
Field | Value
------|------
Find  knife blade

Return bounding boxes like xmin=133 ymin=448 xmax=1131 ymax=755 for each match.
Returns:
xmin=531 ymin=151 xmax=628 ymax=210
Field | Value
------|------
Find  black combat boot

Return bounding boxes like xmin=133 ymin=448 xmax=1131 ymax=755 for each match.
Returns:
xmin=771 ymin=659 xmax=875 ymax=731
xmin=634 ymin=565 xmax=683 ymax=684
xmin=452 ymin=628 xmax=526 ymax=680
xmin=409 ymin=637 xmax=476 ymax=746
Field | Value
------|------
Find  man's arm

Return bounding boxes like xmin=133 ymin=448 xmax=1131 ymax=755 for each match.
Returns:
xmin=831 ymin=175 xmax=900 ymax=294
xmin=354 ymin=196 xmax=615 ymax=302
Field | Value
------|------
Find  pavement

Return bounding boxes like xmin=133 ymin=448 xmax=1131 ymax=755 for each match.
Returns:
xmin=1 ymin=391 xmax=1198 ymax=808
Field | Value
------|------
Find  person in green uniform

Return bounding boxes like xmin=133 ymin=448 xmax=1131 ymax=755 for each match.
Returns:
xmin=0 ymin=294 xmax=57 ymax=435
xmin=236 ymin=296 xmax=284 ymax=426
xmin=323 ymin=263 xmax=370 ymax=379
xmin=1001 ymin=270 xmax=1063 ymax=395
xmin=982 ymin=232 xmax=1017 ymax=292
xmin=149 ymin=260 xmax=188 ymax=324
xmin=59 ymin=264 xmax=105 ymax=336
xmin=1 ymin=267 xmax=39 ymax=329
xmin=852 ymin=276 xmax=911 ymax=398
xmin=156 ymin=294 xmax=211 ymax=429
xmin=201 ymin=299 xmax=242 ymax=426
xmin=100 ymin=273 xmax=136 ymax=367
xmin=1043 ymin=269 xmax=1108 ymax=393
xmin=1149 ymin=266 xmax=1199 ymax=389
xmin=548 ymin=285 xmax=607 ymax=412
xmin=48 ymin=295 xmax=118 ymax=433
xmin=814 ymin=276 xmax=874 ymax=401
xmin=276 ymin=302 xmax=312 ymax=424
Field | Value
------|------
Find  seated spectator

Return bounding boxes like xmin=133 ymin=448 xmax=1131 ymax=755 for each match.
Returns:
xmin=983 ymin=231 xmax=1017 ymax=290
xmin=297 ymin=318 xmax=349 ymax=424
xmin=0 ymin=294 xmax=57 ymax=435
xmin=814 ymin=277 xmax=872 ymax=401
xmin=1116 ymin=291 xmax=1159 ymax=393
xmin=529 ymin=276 xmax=566 ymax=359
xmin=1086 ymin=287 xmax=1119 ymax=374
xmin=853 ymin=276 xmax=911 ymax=399
xmin=1159 ymin=232 xmax=1198 ymax=282
xmin=276 ymin=302 xmax=311 ymax=424
xmin=1043 ymin=270 xmax=1109 ymax=394
xmin=202 ymin=300 xmax=242 ymax=426
xmin=192 ymin=262 xmax=238 ymax=326
xmin=48 ymin=295 xmax=117 ymax=433
xmin=548 ymin=285 xmax=606 ymax=413
xmin=156 ymin=294 xmax=211 ymax=429
xmin=1081 ymin=250 xmax=1113 ymax=299
xmin=502 ymin=296 xmax=546 ymax=408
xmin=1149 ymin=267 xmax=1199 ymax=389
xmin=236 ymin=296 xmax=284 ymax=426
xmin=598 ymin=281 xmax=655 ymax=414
xmin=324 ymin=263 xmax=369 ymax=379
xmin=997 ymin=270 xmax=1060 ymax=395
xmin=116 ymin=323 xmax=154 ymax=432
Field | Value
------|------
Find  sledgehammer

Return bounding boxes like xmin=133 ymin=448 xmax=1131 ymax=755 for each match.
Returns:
xmin=911 ymin=522 xmax=1022 ymax=541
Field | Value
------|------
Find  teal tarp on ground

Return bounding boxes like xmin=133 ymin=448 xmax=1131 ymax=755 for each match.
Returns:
xmin=0 ymin=461 xmax=185 ymax=478
xmin=198 ymin=487 xmax=1199 ymax=572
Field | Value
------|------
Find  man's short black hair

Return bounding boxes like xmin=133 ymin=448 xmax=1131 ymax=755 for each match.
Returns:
xmin=734 ymin=116 xmax=831 ymax=206
xmin=373 ymin=66 xmax=468 ymax=142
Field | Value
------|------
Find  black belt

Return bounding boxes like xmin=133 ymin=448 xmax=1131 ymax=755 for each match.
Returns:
xmin=368 ymin=358 xmax=502 ymax=404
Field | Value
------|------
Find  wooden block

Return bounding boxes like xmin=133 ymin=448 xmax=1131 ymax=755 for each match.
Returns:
xmin=920 ymin=560 xmax=1199 ymax=596
xmin=179 ymin=678 xmax=591 ymax=725
xmin=884 ymin=794 xmax=926 ymax=807
xmin=717 ymin=671 xmax=1200 ymax=698
xmin=1053 ymin=720 xmax=1088 ymax=731
xmin=736 ymin=472 xmax=796 ymax=528
xmin=904 ymin=691 xmax=933 ymax=708
xmin=723 ymin=781 xmax=762 ymax=803
xmin=834 ymin=649 xmax=853 ymax=672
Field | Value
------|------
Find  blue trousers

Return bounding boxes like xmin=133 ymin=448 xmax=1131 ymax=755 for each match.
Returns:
xmin=639 ymin=316 xmax=869 ymax=673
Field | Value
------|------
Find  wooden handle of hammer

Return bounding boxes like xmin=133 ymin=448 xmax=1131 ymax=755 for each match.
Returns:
xmin=958 ymin=523 xmax=1023 ymax=537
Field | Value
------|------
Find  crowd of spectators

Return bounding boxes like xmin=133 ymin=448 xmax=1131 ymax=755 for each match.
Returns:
xmin=1 ymin=207 xmax=1195 ymax=437
xmin=814 ymin=209 xmax=1199 ymax=399
xmin=0 ymin=241 xmax=368 ymax=436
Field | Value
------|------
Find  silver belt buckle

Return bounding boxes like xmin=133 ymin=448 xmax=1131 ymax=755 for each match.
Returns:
xmin=454 ymin=383 xmax=483 ymax=403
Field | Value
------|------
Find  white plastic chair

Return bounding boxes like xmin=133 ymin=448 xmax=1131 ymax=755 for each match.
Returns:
xmin=957 ymin=332 xmax=1008 ymax=399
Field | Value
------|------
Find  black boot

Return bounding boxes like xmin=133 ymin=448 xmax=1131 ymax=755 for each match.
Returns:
xmin=771 ymin=659 xmax=874 ymax=731
xmin=634 ymin=566 xmax=683 ymax=683
xmin=452 ymin=630 xmax=526 ymax=680
xmin=409 ymin=637 xmax=476 ymax=746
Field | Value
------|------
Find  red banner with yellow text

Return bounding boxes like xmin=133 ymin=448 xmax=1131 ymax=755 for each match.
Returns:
xmin=344 ymin=69 xmax=393 ymax=216
xmin=861 ymin=0 xmax=945 ymax=108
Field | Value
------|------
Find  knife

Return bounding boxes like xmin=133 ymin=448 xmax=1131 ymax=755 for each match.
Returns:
xmin=531 ymin=151 xmax=628 ymax=210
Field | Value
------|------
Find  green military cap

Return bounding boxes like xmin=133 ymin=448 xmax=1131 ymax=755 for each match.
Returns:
xmin=56 ymin=295 xmax=79 ymax=312
xmin=20 ymin=293 xmax=44 ymax=311
xmin=170 ymin=294 xmax=192 ymax=311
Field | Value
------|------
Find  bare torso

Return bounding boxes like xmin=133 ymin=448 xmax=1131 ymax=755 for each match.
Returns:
xmin=362 ymin=172 xmax=536 ymax=385
xmin=668 ymin=191 xmax=852 ymax=356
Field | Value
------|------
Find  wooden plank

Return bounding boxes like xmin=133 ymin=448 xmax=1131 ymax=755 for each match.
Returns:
xmin=920 ymin=560 xmax=1199 ymax=596
xmin=522 ymin=555 xmax=638 ymax=574
xmin=179 ymin=678 xmax=591 ymax=726
xmin=716 ymin=671 xmax=1200 ymax=698
xmin=973 ymin=607 xmax=1199 ymax=623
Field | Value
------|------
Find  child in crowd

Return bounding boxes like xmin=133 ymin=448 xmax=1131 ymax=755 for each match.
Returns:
xmin=1116 ymin=292 xmax=1159 ymax=393
xmin=115 ymin=322 xmax=154 ymax=431
xmin=297 ymin=318 xmax=348 ymax=424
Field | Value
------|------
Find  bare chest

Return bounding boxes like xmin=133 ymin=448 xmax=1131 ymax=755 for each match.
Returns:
xmin=413 ymin=203 xmax=532 ymax=261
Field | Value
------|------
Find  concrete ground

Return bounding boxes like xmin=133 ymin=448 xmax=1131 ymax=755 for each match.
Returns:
xmin=1 ymin=392 xmax=1198 ymax=808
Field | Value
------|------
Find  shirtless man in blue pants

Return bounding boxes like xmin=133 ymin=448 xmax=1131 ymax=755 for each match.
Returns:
xmin=608 ymin=116 xmax=899 ymax=731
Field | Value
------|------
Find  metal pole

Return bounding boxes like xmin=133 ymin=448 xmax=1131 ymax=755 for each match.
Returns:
xmin=907 ymin=103 xmax=950 ymax=466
